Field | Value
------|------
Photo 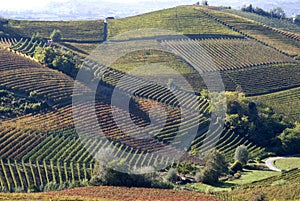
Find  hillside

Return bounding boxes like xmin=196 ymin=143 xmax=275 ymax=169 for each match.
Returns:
xmin=0 ymin=4 xmax=299 ymax=200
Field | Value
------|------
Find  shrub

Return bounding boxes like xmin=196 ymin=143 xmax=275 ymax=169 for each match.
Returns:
xmin=234 ymin=172 xmax=242 ymax=179
xmin=234 ymin=145 xmax=249 ymax=165
xmin=230 ymin=160 xmax=243 ymax=173
xmin=195 ymin=172 xmax=202 ymax=182
xmin=165 ymin=168 xmax=178 ymax=183
xmin=50 ymin=29 xmax=62 ymax=41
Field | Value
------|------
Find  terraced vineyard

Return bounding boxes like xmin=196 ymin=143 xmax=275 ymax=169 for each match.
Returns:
xmin=0 ymin=49 xmax=89 ymax=106
xmin=162 ymin=38 xmax=297 ymax=72
xmin=0 ymin=4 xmax=299 ymax=199
xmin=108 ymin=6 xmax=242 ymax=39
xmin=198 ymin=7 xmax=300 ymax=56
xmin=224 ymin=9 xmax=300 ymax=34
xmin=251 ymin=87 xmax=300 ymax=121
xmin=0 ymin=45 xmax=265 ymax=191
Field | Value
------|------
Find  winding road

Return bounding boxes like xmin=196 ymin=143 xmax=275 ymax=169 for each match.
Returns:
xmin=265 ymin=157 xmax=284 ymax=172
xmin=265 ymin=155 xmax=300 ymax=172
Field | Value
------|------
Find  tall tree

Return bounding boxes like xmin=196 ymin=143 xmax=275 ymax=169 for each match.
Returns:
xmin=200 ymin=150 xmax=228 ymax=184
xmin=234 ymin=145 xmax=249 ymax=165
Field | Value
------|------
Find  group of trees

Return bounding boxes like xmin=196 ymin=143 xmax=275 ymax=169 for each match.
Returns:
xmin=33 ymin=46 xmax=79 ymax=78
xmin=224 ymin=92 xmax=288 ymax=152
xmin=242 ymin=4 xmax=286 ymax=19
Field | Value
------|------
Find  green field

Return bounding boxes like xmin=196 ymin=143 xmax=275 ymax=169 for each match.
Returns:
xmin=275 ymin=157 xmax=300 ymax=170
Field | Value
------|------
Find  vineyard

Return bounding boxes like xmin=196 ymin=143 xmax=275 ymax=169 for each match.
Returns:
xmin=251 ymin=87 xmax=300 ymax=121
xmin=4 ymin=20 xmax=105 ymax=42
xmin=198 ymin=7 xmax=300 ymax=56
xmin=0 ymin=46 xmax=264 ymax=191
xmin=161 ymin=38 xmax=297 ymax=72
xmin=221 ymin=168 xmax=300 ymax=201
xmin=0 ymin=4 xmax=299 ymax=200
xmin=108 ymin=6 xmax=242 ymax=39
xmin=224 ymin=9 xmax=300 ymax=35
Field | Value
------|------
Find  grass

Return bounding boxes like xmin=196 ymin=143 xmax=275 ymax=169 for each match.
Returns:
xmin=221 ymin=183 xmax=300 ymax=201
xmin=186 ymin=169 xmax=280 ymax=192
xmin=275 ymin=157 xmax=300 ymax=170
xmin=227 ymin=170 xmax=280 ymax=185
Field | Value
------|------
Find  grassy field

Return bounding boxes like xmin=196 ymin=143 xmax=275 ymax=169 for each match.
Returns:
xmin=187 ymin=170 xmax=279 ymax=192
xmin=275 ymin=157 xmax=300 ymax=170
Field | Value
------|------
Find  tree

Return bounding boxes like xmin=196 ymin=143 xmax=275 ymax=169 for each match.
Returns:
xmin=278 ymin=123 xmax=300 ymax=154
xmin=242 ymin=4 xmax=253 ymax=12
xmin=294 ymin=15 xmax=300 ymax=25
xmin=200 ymin=150 xmax=228 ymax=184
xmin=270 ymin=7 xmax=286 ymax=19
xmin=201 ymin=0 xmax=208 ymax=6
xmin=33 ymin=46 xmax=56 ymax=66
xmin=50 ymin=29 xmax=62 ymax=41
xmin=234 ymin=145 xmax=249 ymax=165
xmin=165 ymin=168 xmax=178 ymax=183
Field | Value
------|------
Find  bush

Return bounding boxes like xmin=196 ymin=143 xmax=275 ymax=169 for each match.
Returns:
xmin=234 ymin=172 xmax=242 ymax=179
xmin=50 ymin=29 xmax=62 ymax=41
xmin=230 ymin=161 xmax=243 ymax=173
xmin=234 ymin=145 xmax=249 ymax=165
xmin=195 ymin=172 xmax=202 ymax=182
xmin=165 ymin=168 xmax=178 ymax=183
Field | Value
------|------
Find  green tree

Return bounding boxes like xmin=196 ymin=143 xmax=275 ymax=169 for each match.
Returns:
xmin=165 ymin=168 xmax=178 ymax=183
xmin=278 ymin=123 xmax=300 ymax=154
xmin=50 ymin=29 xmax=62 ymax=41
xmin=234 ymin=145 xmax=249 ymax=165
xmin=270 ymin=7 xmax=286 ymax=19
xmin=33 ymin=46 xmax=56 ymax=66
xmin=200 ymin=150 xmax=228 ymax=184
